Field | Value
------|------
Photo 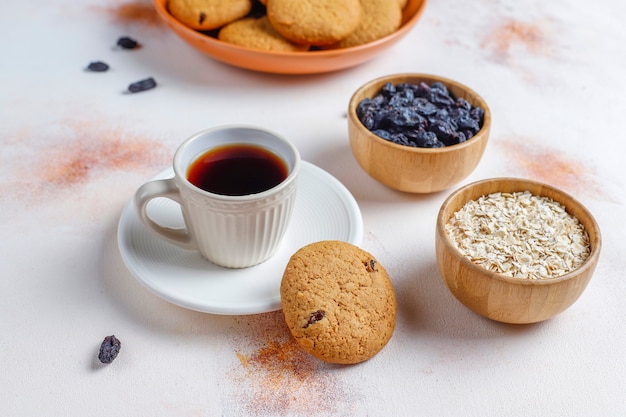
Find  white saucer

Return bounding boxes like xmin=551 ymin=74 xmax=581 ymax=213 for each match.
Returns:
xmin=117 ymin=161 xmax=363 ymax=315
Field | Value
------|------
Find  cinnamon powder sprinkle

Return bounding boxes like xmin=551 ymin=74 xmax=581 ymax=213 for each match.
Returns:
xmin=225 ymin=312 xmax=354 ymax=416
xmin=101 ymin=1 xmax=161 ymax=27
xmin=238 ymin=339 xmax=316 ymax=390
xmin=42 ymin=130 xmax=168 ymax=188
xmin=499 ymin=138 xmax=602 ymax=198
xmin=482 ymin=18 xmax=552 ymax=63
xmin=6 ymin=122 xmax=170 ymax=201
xmin=234 ymin=338 xmax=349 ymax=416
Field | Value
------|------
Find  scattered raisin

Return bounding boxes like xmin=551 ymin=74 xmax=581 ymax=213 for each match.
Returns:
xmin=98 ymin=335 xmax=121 ymax=364
xmin=356 ymin=81 xmax=485 ymax=148
xmin=86 ymin=61 xmax=109 ymax=72
xmin=303 ymin=310 xmax=325 ymax=328
xmin=364 ymin=259 xmax=377 ymax=272
xmin=198 ymin=12 xmax=206 ymax=25
xmin=127 ymin=77 xmax=157 ymax=93
xmin=117 ymin=36 xmax=140 ymax=49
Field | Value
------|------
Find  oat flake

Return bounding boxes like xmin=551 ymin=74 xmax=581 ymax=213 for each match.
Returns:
xmin=445 ymin=191 xmax=590 ymax=279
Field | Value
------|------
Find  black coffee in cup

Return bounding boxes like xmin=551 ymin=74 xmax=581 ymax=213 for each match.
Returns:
xmin=187 ymin=144 xmax=288 ymax=196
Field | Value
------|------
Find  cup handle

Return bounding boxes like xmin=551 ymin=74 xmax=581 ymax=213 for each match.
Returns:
xmin=134 ymin=178 xmax=196 ymax=250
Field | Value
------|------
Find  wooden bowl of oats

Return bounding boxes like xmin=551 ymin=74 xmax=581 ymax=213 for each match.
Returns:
xmin=435 ymin=178 xmax=601 ymax=324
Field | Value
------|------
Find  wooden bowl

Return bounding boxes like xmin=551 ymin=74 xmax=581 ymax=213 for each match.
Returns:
xmin=436 ymin=178 xmax=601 ymax=324
xmin=153 ymin=0 xmax=427 ymax=74
xmin=348 ymin=74 xmax=491 ymax=194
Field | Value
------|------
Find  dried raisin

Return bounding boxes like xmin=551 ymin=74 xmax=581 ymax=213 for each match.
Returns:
xmin=117 ymin=36 xmax=139 ymax=49
xmin=303 ymin=310 xmax=325 ymax=328
xmin=356 ymin=81 xmax=485 ymax=148
xmin=127 ymin=77 xmax=157 ymax=93
xmin=364 ymin=259 xmax=377 ymax=272
xmin=98 ymin=335 xmax=121 ymax=364
xmin=86 ymin=61 xmax=109 ymax=72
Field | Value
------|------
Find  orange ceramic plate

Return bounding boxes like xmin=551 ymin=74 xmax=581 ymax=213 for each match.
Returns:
xmin=153 ymin=0 xmax=427 ymax=74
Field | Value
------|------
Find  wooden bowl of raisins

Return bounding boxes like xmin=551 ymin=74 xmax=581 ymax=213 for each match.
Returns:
xmin=348 ymin=73 xmax=491 ymax=193
xmin=435 ymin=178 xmax=602 ymax=324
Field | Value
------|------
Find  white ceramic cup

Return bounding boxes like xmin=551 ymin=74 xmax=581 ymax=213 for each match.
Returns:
xmin=134 ymin=125 xmax=300 ymax=268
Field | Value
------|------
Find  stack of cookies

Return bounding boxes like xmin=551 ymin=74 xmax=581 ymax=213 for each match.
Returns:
xmin=168 ymin=0 xmax=408 ymax=52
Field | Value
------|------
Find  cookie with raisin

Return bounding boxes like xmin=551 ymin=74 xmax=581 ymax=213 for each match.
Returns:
xmin=267 ymin=0 xmax=361 ymax=46
xmin=168 ymin=0 xmax=253 ymax=31
xmin=280 ymin=240 xmax=396 ymax=364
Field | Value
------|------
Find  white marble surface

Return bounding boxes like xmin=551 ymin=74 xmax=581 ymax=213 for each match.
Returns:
xmin=2 ymin=0 xmax=625 ymax=416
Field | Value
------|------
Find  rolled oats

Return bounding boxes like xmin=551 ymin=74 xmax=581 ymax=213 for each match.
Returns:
xmin=445 ymin=191 xmax=590 ymax=279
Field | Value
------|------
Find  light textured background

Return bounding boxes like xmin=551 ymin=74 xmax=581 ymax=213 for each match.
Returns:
xmin=1 ymin=0 xmax=624 ymax=416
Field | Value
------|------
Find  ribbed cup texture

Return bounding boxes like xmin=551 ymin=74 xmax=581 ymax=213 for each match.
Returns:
xmin=179 ymin=177 xmax=298 ymax=268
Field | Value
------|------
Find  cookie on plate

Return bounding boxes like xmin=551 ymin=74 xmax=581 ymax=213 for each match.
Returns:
xmin=280 ymin=240 xmax=396 ymax=365
xmin=267 ymin=0 xmax=361 ymax=46
xmin=169 ymin=0 xmax=253 ymax=31
xmin=218 ymin=16 xmax=310 ymax=52
xmin=333 ymin=0 xmax=402 ymax=48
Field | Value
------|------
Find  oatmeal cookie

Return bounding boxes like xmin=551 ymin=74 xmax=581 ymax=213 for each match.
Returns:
xmin=280 ymin=240 xmax=396 ymax=364
xmin=333 ymin=0 xmax=402 ymax=48
xmin=218 ymin=16 xmax=310 ymax=51
xmin=267 ymin=0 xmax=361 ymax=46
xmin=168 ymin=0 xmax=253 ymax=31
